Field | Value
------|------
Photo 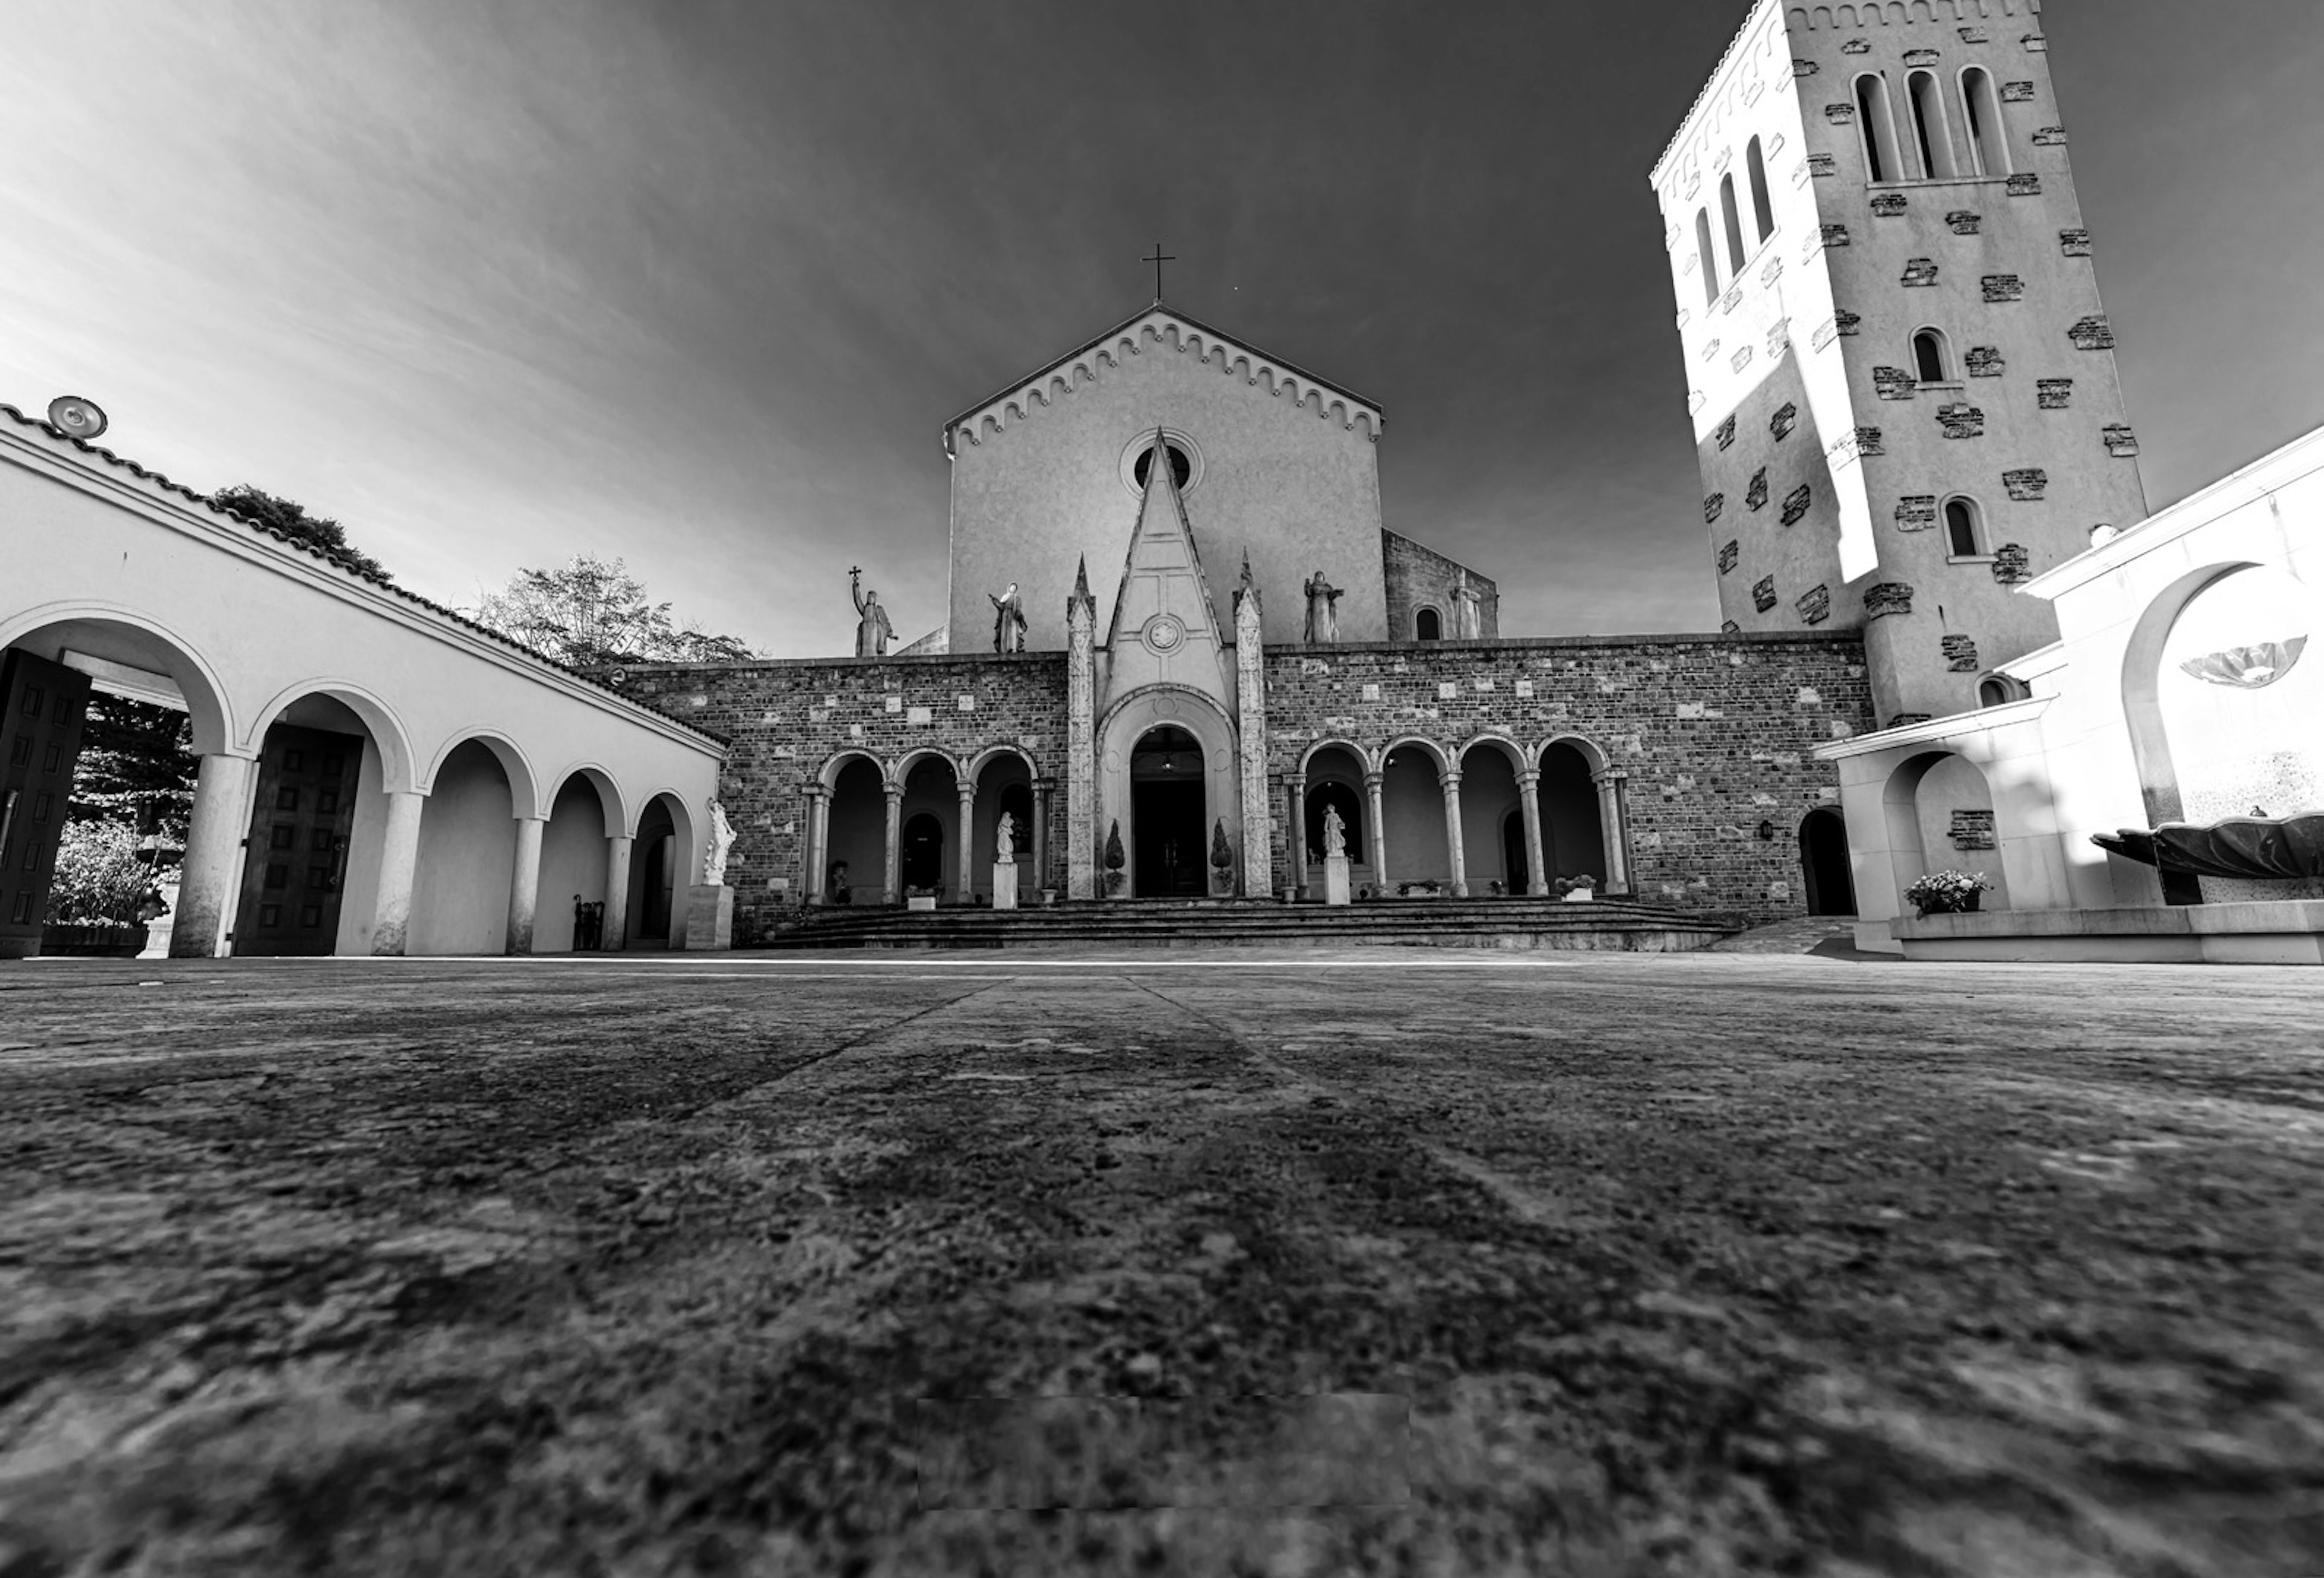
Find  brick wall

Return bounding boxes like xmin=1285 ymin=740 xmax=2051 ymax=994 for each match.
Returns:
xmin=613 ymin=628 xmax=1875 ymax=938
xmin=1261 ymin=632 xmax=1875 ymax=919
xmin=1381 ymin=529 xmax=1500 ymax=641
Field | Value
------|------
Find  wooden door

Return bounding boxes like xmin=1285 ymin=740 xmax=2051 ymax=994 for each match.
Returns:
xmin=233 ymin=724 xmax=363 ymax=956
xmin=0 ymin=650 xmax=94 ymax=958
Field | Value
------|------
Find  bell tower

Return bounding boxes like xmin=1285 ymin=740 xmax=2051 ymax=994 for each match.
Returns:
xmin=1652 ymin=0 xmax=2147 ymax=726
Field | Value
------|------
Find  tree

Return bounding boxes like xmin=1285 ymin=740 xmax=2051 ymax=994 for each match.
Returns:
xmin=210 ymin=483 xmax=395 ymax=584
xmin=467 ymin=555 xmax=761 ymax=667
xmin=46 ymin=819 xmax=153 ymax=925
xmin=70 ymin=692 xmax=196 ymax=842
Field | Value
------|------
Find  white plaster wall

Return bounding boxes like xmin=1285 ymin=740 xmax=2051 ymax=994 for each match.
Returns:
xmin=409 ymin=741 xmax=515 ymax=955
xmin=535 ymin=777 xmax=609 ymax=952
xmin=0 ymin=428 xmax=724 ymax=954
xmin=947 ymin=315 xmax=1388 ymax=651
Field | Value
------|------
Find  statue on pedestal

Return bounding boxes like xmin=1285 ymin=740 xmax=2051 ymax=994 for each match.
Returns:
xmin=1451 ymin=569 xmax=1484 ymax=640
xmin=989 ymin=583 xmax=1028 ymax=653
xmin=851 ymin=567 xmax=893 ymax=657
xmin=1302 ymin=570 xmax=1344 ymax=644
xmin=1323 ymin=803 xmax=1347 ymax=859
xmin=704 ymin=796 xmax=736 ymax=887
xmin=996 ymin=811 xmax=1016 ymax=861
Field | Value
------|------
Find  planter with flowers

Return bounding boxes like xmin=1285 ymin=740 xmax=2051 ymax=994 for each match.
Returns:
xmin=1903 ymin=870 xmax=1991 ymax=918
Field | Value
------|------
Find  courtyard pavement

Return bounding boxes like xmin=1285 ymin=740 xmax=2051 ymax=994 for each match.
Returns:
xmin=1 ymin=949 xmax=2319 ymax=1576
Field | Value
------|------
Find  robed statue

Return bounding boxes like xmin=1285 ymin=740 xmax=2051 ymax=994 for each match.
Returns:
xmin=1302 ymin=569 xmax=1344 ymax=644
xmin=1451 ymin=569 xmax=1484 ymax=640
xmin=989 ymin=583 xmax=1028 ymax=653
xmin=704 ymin=796 xmax=736 ymax=887
xmin=995 ymin=811 xmax=1016 ymax=861
xmin=1322 ymin=803 xmax=1347 ymax=859
xmin=851 ymin=567 xmax=892 ymax=657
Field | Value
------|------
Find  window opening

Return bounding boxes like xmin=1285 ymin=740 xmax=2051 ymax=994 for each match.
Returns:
xmin=1132 ymin=443 xmax=1192 ymax=492
xmin=1978 ymin=678 xmax=2012 ymax=709
xmin=1746 ymin=137 xmax=1775 ymax=240
xmin=1416 ymin=607 xmax=1442 ymax=641
xmin=1945 ymin=498 xmax=1983 ymax=558
xmin=1856 ymin=74 xmax=1903 ymax=185
xmin=1719 ymin=174 xmax=1747 ymax=273
xmin=1961 ymin=68 xmax=2010 ymax=176
xmin=1908 ymin=71 xmax=1957 ymax=179
xmin=1695 ymin=209 xmax=1719 ymax=306
xmin=1912 ymin=328 xmax=1951 ymax=384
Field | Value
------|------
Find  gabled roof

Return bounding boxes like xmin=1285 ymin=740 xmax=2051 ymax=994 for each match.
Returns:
xmin=943 ymin=300 xmax=1385 ymax=454
xmin=0 ymin=401 xmax=729 ymax=748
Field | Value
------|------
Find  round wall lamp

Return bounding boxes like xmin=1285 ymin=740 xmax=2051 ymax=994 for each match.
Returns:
xmin=1755 ymin=820 xmax=1776 ymax=841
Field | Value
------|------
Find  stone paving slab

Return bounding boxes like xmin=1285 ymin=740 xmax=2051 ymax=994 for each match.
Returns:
xmin=1 ymin=952 xmax=2320 ymax=1576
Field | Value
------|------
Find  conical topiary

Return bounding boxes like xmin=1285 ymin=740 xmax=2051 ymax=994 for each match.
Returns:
xmin=1210 ymin=819 xmax=1232 ymax=870
xmin=1104 ymin=820 xmax=1125 ymax=871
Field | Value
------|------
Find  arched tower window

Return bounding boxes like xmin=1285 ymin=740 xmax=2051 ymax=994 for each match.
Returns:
xmin=1944 ymin=496 xmax=1985 ymax=558
xmin=1856 ymin=74 xmax=1905 ymax=185
xmin=1960 ymin=68 xmax=2011 ymax=176
xmin=1719 ymin=174 xmax=1747 ymax=272
xmin=1908 ymin=71 xmax=1958 ymax=179
xmin=1416 ymin=607 xmax=1442 ymax=641
xmin=1745 ymin=137 xmax=1775 ymax=241
xmin=1695 ymin=209 xmax=1720 ymax=306
xmin=1912 ymin=326 xmax=1954 ymax=384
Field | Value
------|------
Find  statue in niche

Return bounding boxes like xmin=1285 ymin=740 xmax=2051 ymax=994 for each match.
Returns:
xmin=1302 ymin=569 xmax=1344 ymax=644
xmin=1322 ymin=804 xmax=1347 ymax=859
xmin=995 ymin=811 xmax=1016 ymax=862
xmin=850 ymin=567 xmax=892 ymax=657
xmin=704 ymin=796 xmax=736 ymax=887
xmin=1451 ymin=569 xmax=1484 ymax=640
xmin=989 ymin=583 xmax=1028 ymax=653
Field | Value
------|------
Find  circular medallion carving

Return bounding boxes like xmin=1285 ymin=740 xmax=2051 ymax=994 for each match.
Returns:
xmin=1141 ymin=614 xmax=1186 ymax=655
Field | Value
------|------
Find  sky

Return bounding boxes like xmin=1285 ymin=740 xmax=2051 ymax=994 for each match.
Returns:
xmin=5 ymin=0 xmax=2322 ymax=658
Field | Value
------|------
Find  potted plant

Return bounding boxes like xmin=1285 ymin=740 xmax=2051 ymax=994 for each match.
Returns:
xmin=1209 ymin=820 xmax=1235 ymax=897
xmin=1103 ymin=820 xmax=1127 ymax=897
xmin=1557 ymin=874 xmax=1597 ymax=904
xmin=1903 ymin=870 xmax=1991 ymax=918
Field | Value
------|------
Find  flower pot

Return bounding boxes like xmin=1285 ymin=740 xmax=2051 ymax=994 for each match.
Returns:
xmin=1964 ymin=889 xmax=1981 ymax=913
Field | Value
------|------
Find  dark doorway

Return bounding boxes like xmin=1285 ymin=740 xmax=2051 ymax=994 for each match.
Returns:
xmin=1131 ymin=726 xmax=1206 ymax=896
xmin=1501 ymin=811 xmax=1529 ymax=897
xmin=639 ymin=830 xmax=673 ymax=941
xmin=0 ymin=650 xmax=93 ymax=957
xmin=1800 ymin=808 xmax=1858 ymax=916
xmin=233 ymin=723 xmax=363 ymax=956
xmin=902 ymin=813 xmax=945 ymax=892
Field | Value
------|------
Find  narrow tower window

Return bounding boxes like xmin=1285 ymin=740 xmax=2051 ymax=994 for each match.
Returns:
xmin=1746 ymin=137 xmax=1775 ymax=241
xmin=1695 ymin=209 xmax=1721 ymax=306
xmin=1908 ymin=71 xmax=1958 ymax=179
xmin=1912 ymin=327 xmax=1954 ymax=384
xmin=1720 ymin=174 xmax=1748 ymax=272
xmin=1856 ymin=74 xmax=1904 ymax=185
xmin=1944 ymin=497 xmax=1984 ymax=558
xmin=1978 ymin=677 xmax=2014 ymax=709
xmin=1961 ymin=68 xmax=2012 ymax=176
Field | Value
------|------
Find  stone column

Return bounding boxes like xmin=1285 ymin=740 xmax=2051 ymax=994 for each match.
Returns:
xmin=1286 ymin=776 xmax=1307 ymax=899
xmin=1065 ymin=559 xmax=1098 ymax=900
xmin=603 ymin=834 xmax=633 ymax=949
xmin=954 ymin=781 xmax=976 ymax=904
xmin=882 ymin=782 xmax=904 ymax=905
xmin=1233 ymin=574 xmax=1271 ymax=900
xmin=803 ymin=786 xmax=829 ymax=904
xmin=1595 ymin=770 xmax=1633 ymax=895
xmin=368 ymin=788 xmax=427 ymax=955
xmin=1439 ymin=770 xmax=1468 ymax=899
xmin=506 ymin=814 xmax=545 ymax=955
xmin=171 ymin=751 xmax=257 ymax=958
xmin=1365 ymin=771 xmax=1388 ymax=894
xmin=1032 ymin=777 xmax=1054 ymax=895
xmin=1515 ymin=769 xmax=1549 ymax=898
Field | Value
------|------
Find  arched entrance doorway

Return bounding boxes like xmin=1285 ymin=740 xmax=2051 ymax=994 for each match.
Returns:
xmin=1800 ymin=808 xmax=1857 ymax=916
xmin=234 ymin=699 xmax=374 ymax=957
xmin=1538 ymin=741 xmax=1609 ymax=889
xmin=1132 ymin=726 xmax=1206 ymax=896
xmin=627 ymin=791 xmax=695 ymax=946
xmin=901 ymin=813 xmax=944 ymax=891
xmin=1502 ymin=811 xmax=1529 ymax=895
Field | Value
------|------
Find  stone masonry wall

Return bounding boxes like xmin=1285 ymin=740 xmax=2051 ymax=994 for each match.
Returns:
xmin=614 ymin=652 xmax=1069 ymax=944
xmin=1382 ymin=529 xmax=1500 ymax=642
xmin=1262 ymin=631 xmax=1876 ymax=920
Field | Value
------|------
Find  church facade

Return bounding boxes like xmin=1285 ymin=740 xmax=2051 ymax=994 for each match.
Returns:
xmin=614 ymin=301 xmax=1876 ymax=942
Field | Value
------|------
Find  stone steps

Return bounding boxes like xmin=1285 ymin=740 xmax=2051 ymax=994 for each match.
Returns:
xmin=753 ymin=897 xmax=1741 ymax=952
